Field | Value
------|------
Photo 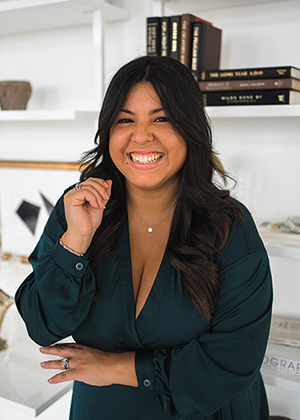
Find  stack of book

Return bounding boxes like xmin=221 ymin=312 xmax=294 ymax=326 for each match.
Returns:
xmin=147 ymin=13 xmax=222 ymax=81
xmin=199 ymin=66 xmax=300 ymax=106
xmin=268 ymin=316 xmax=300 ymax=348
xmin=262 ymin=316 xmax=300 ymax=378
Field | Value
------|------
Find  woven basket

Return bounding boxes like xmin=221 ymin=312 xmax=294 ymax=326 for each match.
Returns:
xmin=0 ymin=81 xmax=32 ymax=110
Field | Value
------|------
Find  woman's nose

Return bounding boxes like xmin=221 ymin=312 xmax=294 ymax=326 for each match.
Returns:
xmin=131 ymin=122 xmax=153 ymax=144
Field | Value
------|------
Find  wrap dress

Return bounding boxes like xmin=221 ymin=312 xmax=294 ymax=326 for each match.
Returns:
xmin=15 ymin=191 xmax=272 ymax=420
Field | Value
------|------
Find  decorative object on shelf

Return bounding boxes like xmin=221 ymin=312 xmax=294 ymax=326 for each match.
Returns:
xmin=0 ymin=288 xmax=14 ymax=351
xmin=0 ymin=81 xmax=32 ymax=110
xmin=261 ymin=217 xmax=300 ymax=235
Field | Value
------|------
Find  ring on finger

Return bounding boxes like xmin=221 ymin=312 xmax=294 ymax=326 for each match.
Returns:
xmin=74 ymin=183 xmax=81 ymax=192
xmin=62 ymin=357 xmax=70 ymax=371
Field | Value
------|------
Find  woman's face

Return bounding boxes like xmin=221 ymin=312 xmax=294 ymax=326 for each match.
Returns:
xmin=109 ymin=82 xmax=187 ymax=194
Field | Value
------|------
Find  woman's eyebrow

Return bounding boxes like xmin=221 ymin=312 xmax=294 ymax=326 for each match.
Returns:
xmin=118 ymin=107 xmax=165 ymax=115
xmin=149 ymin=107 xmax=164 ymax=115
xmin=119 ymin=108 xmax=134 ymax=115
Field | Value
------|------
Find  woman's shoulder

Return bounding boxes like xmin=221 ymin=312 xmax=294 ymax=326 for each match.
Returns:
xmin=216 ymin=199 xmax=267 ymax=268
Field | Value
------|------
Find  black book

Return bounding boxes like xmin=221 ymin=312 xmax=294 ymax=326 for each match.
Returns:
xmin=161 ymin=16 xmax=170 ymax=57
xmin=170 ymin=15 xmax=181 ymax=60
xmin=200 ymin=66 xmax=300 ymax=81
xmin=203 ymin=89 xmax=300 ymax=106
xmin=191 ymin=22 xmax=222 ymax=81
xmin=147 ymin=17 xmax=161 ymax=56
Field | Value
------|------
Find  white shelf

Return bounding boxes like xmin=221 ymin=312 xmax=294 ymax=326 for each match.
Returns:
xmin=262 ymin=368 xmax=300 ymax=393
xmin=155 ymin=0 xmax=286 ymax=13
xmin=260 ymin=231 xmax=300 ymax=260
xmin=265 ymin=244 xmax=300 ymax=260
xmin=0 ymin=0 xmax=129 ymax=36
xmin=205 ymin=104 xmax=300 ymax=119
xmin=0 ymin=110 xmax=98 ymax=121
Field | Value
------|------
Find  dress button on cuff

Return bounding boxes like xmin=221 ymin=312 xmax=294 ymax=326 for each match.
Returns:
xmin=143 ymin=379 xmax=151 ymax=388
xmin=75 ymin=262 xmax=84 ymax=271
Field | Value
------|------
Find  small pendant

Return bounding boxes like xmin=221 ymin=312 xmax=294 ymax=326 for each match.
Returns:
xmin=148 ymin=227 xmax=153 ymax=233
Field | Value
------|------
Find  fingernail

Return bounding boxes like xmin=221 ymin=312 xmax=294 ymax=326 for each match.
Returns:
xmin=40 ymin=347 xmax=46 ymax=352
xmin=103 ymin=182 xmax=109 ymax=188
xmin=41 ymin=362 xmax=46 ymax=367
xmin=48 ymin=378 xmax=53 ymax=383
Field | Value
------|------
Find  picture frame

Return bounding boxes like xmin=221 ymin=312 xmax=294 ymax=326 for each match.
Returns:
xmin=0 ymin=161 xmax=81 ymax=258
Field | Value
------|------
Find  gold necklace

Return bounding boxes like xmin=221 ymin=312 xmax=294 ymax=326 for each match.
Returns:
xmin=127 ymin=198 xmax=177 ymax=233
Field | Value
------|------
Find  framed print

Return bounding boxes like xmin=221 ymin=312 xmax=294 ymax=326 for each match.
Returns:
xmin=0 ymin=161 xmax=81 ymax=258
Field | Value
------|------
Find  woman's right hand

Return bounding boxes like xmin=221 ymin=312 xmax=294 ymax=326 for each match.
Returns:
xmin=60 ymin=178 xmax=112 ymax=255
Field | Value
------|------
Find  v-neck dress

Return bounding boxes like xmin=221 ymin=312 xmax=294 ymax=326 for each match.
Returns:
xmin=15 ymin=190 xmax=272 ymax=420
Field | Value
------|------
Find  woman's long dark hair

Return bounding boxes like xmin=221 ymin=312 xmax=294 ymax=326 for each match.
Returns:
xmin=80 ymin=55 xmax=242 ymax=320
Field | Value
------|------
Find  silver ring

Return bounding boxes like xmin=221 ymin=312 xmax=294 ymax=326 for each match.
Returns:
xmin=74 ymin=183 xmax=81 ymax=192
xmin=62 ymin=357 xmax=70 ymax=371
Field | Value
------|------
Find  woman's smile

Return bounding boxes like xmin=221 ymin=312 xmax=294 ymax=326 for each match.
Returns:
xmin=129 ymin=152 xmax=163 ymax=164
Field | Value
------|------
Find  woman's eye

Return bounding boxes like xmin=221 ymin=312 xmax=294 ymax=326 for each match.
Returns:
xmin=117 ymin=118 xmax=133 ymax=124
xmin=155 ymin=116 xmax=169 ymax=123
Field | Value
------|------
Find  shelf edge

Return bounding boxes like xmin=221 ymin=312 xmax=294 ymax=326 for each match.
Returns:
xmin=0 ymin=110 xmax=98 ymax=122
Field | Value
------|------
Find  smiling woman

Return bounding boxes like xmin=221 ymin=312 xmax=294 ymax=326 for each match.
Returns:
xmin=15 ymin=56 xmax=272 ymax=420
xmin=109 ymin=82 xmax=187 ymax=195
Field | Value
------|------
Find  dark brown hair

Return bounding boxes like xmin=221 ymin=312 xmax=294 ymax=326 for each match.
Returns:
xmin=80 ymin=55 xmax=242 ymax=319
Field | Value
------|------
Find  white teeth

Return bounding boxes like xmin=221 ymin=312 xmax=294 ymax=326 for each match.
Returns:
xmin=131 ymin=153 xmax=162 ymax=163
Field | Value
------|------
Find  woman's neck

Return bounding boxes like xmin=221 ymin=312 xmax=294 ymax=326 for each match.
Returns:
xmin=125 ymin=181 xmax=179 ymax=216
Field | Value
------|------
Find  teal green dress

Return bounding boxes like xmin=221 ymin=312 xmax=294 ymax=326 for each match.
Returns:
xmin=15 ymin=191 xmax=272 ymax=420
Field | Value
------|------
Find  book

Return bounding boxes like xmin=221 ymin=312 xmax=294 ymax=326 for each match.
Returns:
xmin=200 ymin=65 xmax=300 ymax=81
xmin=179 ymin=13 xmax=213 ymax=68
xmin=269 ymin=316 xmax=300 ymax=348
xmin=262 ymin=343 xmax=300 ymax=377
xmin=170 ymin=15 xmax=181 ymax=60
xmin=147 ymin=17 xmax=161 ymax=56
xmin=199 ymin=77 xmax=300 ymax=92
xmin=202 ymin=89 xmax=300 ymax=106
xmin=161 ymin=16 xmax=170 ymax=57
xmin=191 ymin=22 xmax=222 ymax=81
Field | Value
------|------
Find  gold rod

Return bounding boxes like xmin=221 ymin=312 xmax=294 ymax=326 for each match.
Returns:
xmin=0 ymin=161 xmax=81 ymax=171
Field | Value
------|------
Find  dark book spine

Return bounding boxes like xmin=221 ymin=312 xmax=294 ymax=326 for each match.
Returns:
xmin=191 ymin=22 xmax=204 ymax=80
xmin=201 ymin=25 xmax=222 ymax=71
xmin=199 ymin=78 xmax=300 ymax=92
xmin=200 ymin=66 xmax=300 ymax=81
xmin=170 ymin=15 xmax=181 ymax=61
xmin=161 ymin=16 xmax=170 ymax=57
xmin=203 ymin=89 xmax=299 ymax=106
xmin=179 ymin=14 xmax=194 ymax=67
xmin=179 ymin=14 xmax=213 ymax=68
xmin=147 ymin=17 xmax=161 ymax=56
xmin=191 ymin=23 xmax=222 ymax=81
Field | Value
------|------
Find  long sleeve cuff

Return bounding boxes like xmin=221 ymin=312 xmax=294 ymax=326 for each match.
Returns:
xmin=52 ymin=241 xmax=90 ymax=278
xmin=135 ymin=350 xmax=155 ymax=390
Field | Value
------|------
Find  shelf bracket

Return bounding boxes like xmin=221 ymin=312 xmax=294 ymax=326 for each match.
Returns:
xmin=92 ymin=3 xmax=105 ymax=109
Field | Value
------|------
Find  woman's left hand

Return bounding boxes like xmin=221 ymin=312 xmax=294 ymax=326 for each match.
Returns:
xmin=40 ymin=343 xmax=138 ymax=387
